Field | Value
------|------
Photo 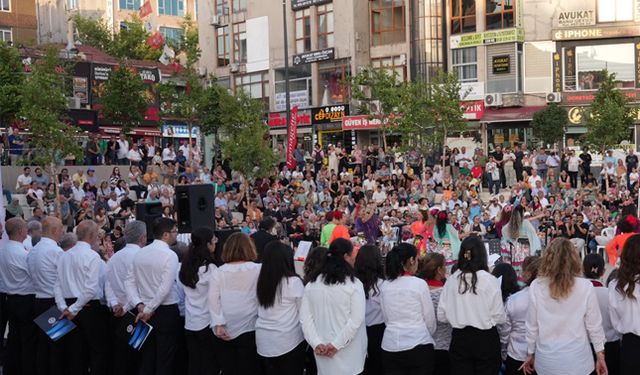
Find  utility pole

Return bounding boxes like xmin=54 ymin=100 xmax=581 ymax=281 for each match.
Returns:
xmin=283 ymin=0 xmax=292 ymax=151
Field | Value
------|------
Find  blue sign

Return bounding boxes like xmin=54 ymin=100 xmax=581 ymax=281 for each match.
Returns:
xmin=162 ymin=124 xmax=200 ymax=138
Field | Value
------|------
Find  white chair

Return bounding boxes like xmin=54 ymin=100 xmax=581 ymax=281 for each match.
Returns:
xmin=596 ymin=226 xmax=616 ymax=264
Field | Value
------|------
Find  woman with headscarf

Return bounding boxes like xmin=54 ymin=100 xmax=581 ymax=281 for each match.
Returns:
xmin=501 ymin=205 xmax=541 ymax=280
xmin=433 ymin=210 xmax=461 ymax=272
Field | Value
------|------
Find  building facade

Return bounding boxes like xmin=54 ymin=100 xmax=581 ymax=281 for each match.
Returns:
xmin=0 ymin=0 xmax=38 ymax=45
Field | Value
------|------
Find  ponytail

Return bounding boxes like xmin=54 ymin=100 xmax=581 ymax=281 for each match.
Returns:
xmin=386 ymin=243 xmax=418 ymax=280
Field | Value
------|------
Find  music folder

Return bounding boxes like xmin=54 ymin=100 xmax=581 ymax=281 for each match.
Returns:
xmin=118 ymin=311 xmax=153 ymax=350
xmin=33 ymin=306 xmax=76 ymax=341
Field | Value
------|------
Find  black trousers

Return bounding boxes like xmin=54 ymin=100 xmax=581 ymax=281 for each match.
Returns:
xmin=4 ymin=294 xmax=36 ymax=375
xmin=504 ymin=355 xmax=533 ymax=375
xmin=433 ymin=349 xmax=450 ymax=375
xmin=364 ymin=323 xmax=385 ymax=375
xmin=261 ymin=340 xmax=306 ymax=375
xmin=185 ymin=326 xmax=219 ymax=375
xmin=110 ymin=311 xmax=140 ymax=375
xmin=605 ymin=340 xmax=620 ymax=375
xmin=0 ymin=292 xmax=8 ymax=364
xmin=59 ymin=298 xmax=110 ymax=375
xmin=450 ymin=327 xmax=501 ymax=375
xmin=34 ymin=298 xmax=63 ymax=375
xmin=569 ymin=171 xmax=579 ymax=188
xmin=620 ymin=333 xmax=640 ymax=375
xmin=139 ymin=304 xmax=182 ymax=375
xmin=382 ymin=343 xmax=434 ymax=375
xmin=215 ymin=331 xmax=263 ymax=375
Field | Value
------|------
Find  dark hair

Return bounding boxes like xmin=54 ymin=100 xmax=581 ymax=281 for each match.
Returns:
xmin=617 ymin=216 xmax=635 ymax=234
xmin=355 ymin=245 xmax=385 ymax=298
xmin=386 ymin=243 xmax=418 ymax=280
xmin=152 ymin=217 xmax=176 ymax=240
xmin=457 ymin=236 xmax=488 ymax=294
xmin=522 ymin=256 xmax=541 ymax=286
xmin=257 ymin=241 xmax=299 ymax=308
xmin=417 ymin=253 xmax=446 ymax=281
xmin=303 ymin=247 xmax=327 ymax=284
xmin=606 ymin=269 xmax=619 ymax=287
xmin=436 ymin=212 xmax=448 ymax=237
xmin=259 ymin=217 xmax=276 ymax=231
xmin=582 ymin=253 xmax=605 ymax=280
xmin=309 ymin=238 xmax=355 ymax=285
xmin=616 ymin=234 xmax=640 ymax=299
xmin=179 ymin=227 xmax=215 ymax=289
xmin=492 ymin=263 xmax=520 ymax=302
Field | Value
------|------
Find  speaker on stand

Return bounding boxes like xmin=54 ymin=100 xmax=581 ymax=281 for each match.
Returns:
xmin=135 ymin=202 xmax=163 ymax=242
xmin=175 ymin=184 xmax=215 ymax=233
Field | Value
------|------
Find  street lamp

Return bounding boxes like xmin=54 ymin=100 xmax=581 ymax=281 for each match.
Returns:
xmin=283 ymin=0 xmax=292 ymax=152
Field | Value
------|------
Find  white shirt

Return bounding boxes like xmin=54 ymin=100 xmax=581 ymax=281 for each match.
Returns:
xmin=16 ymin=174 xmax=32 ymax=190
xmin=365 ymin=279 xmax=385 ymax=327
xmin=162 ymin=148 xmax=176 ymax=162
xmin=23 ymin=235 xmax=33 ymax=251
xmin=504 ymin=287 xmax=530 ymax=361
xmin=363 ymin=179 xmax=377 ymax=192
xmin=300 ymin=277 xmax=367 ymax=375
xmin=592 ymin=284 xmax=620 ymax=342
xmin=437 ymin=270 xmax=506 ymax=330
xmin=208 ymin=262 xmax=261 ymax=340
xmin=117 ymin=139 xmax=129 ymax=159
xmin=182 ymin=264 xmax=217 ymax=331
xmin=71 ymin=186 xmax=85 ymax=202
xmin=372 ymin=190 xmax=387 ymax=204
xmin=0 ymin=240 xmax=33 ymax=295
xmin=380 ymin=276 xmax=436 ymax=352
xmin=609 ymin=279 xmax=640 ymax=336
xmin=526 ymin=277 xmax=605 ymax=375
xmin=125 ymin=240 xmax=179 ymax=315
xmin=127 ymin=149 xmax=142 ymax=162
xmin=54 ymin=241 xmax=105 ymax=315
xmin=256 ymin=276 xmax=305 ymax=357
xmin=179 ymin=144 xmax=190 ymax=160
xmin=27 ymin=237 xmax=63 ymax=299
xmin=527 ymin=175 xmax=542 ymax=187
xmin=104 ymin=244 xmax=140 ymax=311
xmin=568 ymin=156 xmax=581 ymax=172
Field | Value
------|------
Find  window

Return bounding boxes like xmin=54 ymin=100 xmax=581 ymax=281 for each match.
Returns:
xmin=68 ymin=0 xmax=79 ymax=9
xmin=598 ymin=0 xmax=633 ymax=22
xmin=450 ymin=0 xmax=476 ymax=34
xmin=295 ymin=9 xmax=311 ymax=53
xmin=485 ymin=0 xmax=514 ymax=30
xmin=317 ymin=4 xmax=334 ymax=49
xmin=370 ymin=0 xmax=405 ymax=46
xmin=233 ymin=0 xmax=246 ymax=12
xmin=120 ymin=21 xmax=129 ymax=30
xmin=415 ymin=0 xmax=443 ymax=81
xmin=0 ymin=0 xmax=9 ymax=11
xmin=233 ymin=22 xmax=247 ymax=63
xmin=216 ymin=0 xmax=229 ymax=15
xmin=275 ymin=66 xmax=312 ymax=111
xmin=158 ymin=0 xmax=185 ymax=16
xmin=372 ymin=56 xmax=407 ymax=82
xmin=217 ymin=26 xmax=230 ymax=66
xmin=0 ymin=28 xmax=11 ymax=43
xmin=160 ymin=27 xmax=183 ymax=47
xmin=318 ymin=59 xmax=350 ymax=105
xmin=572 ymin=44 xmax=634 ymax=90
xmin=452 ymin=47 xmax=477 ymax=82
xmin=234 ymin=71 xmax=269 ymax=99
xmin=119 ymin=0 xmax=141 ymax=10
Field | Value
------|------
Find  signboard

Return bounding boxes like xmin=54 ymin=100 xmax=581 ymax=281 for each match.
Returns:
xmin=552 ymin=26 xmax=640 ymax=40
xmin=311 ymin=105 xmax=349 ymax=124
xmin=162 ymin=125 xmax=200 ymax=138
xmin=492 ymin=55 xmax=510 ymax=74
xmin=291 ymin=0 xmax=331 ymax=10
xmin=563 ymin=90 xmax=640 ymax=104
xmin=636 ymin=41 xmax=640 ymax=87
xmin=68 ymin=109 xmax=98 ymax=132
xmin=564 ymin=47 xmax=576 ymax=91
xmin=450 ymin=28 xmax=524 ymax=49
xmin=73 ymin=77 xmax=89 ymax=105
xmin=557 ymin=10 xmax=595 ymax=27
xmin=567 ymin=106 xmax=640 ymax=125
xmin=462 ymin=100 xmax=485 ymax=121
xmin=460 ymin=82 xmax=485 ymax=100
xmin=342 ymin=115 xmax=384 ymax=130
xmin=274 ymin=90 xmax=309 ymax=112
xmin=268 ymin=110 xmax=312 ymax=127
xmin=552 ymin=52 xmax=562 ymax=93
xmin=293 ymin=48 xmax=335 ymax=65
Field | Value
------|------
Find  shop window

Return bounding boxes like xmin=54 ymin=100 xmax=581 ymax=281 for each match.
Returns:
xmin=318 ymin=59 xmax=351 ymax=105
xmin=159 ymin=0 xmax=185 ymax=16
xmin=233 ymin=0 xmax=246 ymax=12
xmin=295 ymin=9 xmax=311 ymax=53
xmin=371 ymin=56 xmax=407 ymax=82
xmin=233 ymin=22 xmax=247 ymax=63
xmin=234 ymin=71 xmax=269 ymax=100
xmin=450 ymin=0 xmax=476 ymax=34
xmin=485 ymin=0 xmax=515 ymax=30
xmin=216 ymin=0 xmax=229 ymax=15
xmin=0 ymin=27 xmax=11 ymax=43
xmin=68 ymin=0 xmax=79 ymax=9
xmin=452 ymin=47 xmax=477 ymax=82
xmin=569 ymin=44 xmax=635 ymax=90
xmin=160 ymin=27 xmax=183 ymax=48
xmin=317 ymin=4 xmax=334 ymax=49
xmin=0 ymin=0 xmax=9 ymax=11
xmin=275 ymin=66 xmax=312 ymax=111
xmin=217 ymin=26 xmax=230 ymax=67
xmin=370 ymin=0 xmax=406 ymax=46
xmin=597 ymin=0 xmax=633 ymax=23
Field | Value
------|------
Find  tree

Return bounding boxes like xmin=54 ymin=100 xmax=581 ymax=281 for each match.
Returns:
xmin=0 ymin=42 xmax=23 ymax=128
xmin=221 ymin=122 xmax=275 ymax=180
xmin=100 ymin=62 xmax=150 ymax=134
xmin=531 ymin=103 xmax=568 ymax=148
xmin=584 ymin=69 xmax=636 ymax=154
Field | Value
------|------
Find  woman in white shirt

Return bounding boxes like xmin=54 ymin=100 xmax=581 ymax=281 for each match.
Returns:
xmin=354 ymin=245 xmax=385 ymax=375
xmin=437 ymin=236 xmax=506 ymax=375
xmin=609 ymin=234 xmax=640 ymax=375
xmin=300 ymin=238 xmax=367 ymax=375
xmin=178 ymin=228 xmax=219 ymax=375
xmin=256 ymin=241 xmax=305 ymax=375
xmin=381 ymin=243 xmax=437 ymax=374
xmin=522 ymin=238 xmax=606 ymax=375
xmin=208 ymin=232 xmax=262 ymax=375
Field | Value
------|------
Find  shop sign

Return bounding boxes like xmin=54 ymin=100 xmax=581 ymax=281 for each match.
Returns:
xmin=291 ymin=0 xmax=331 ymax=11
xmin=274 ymin=90 xmax=309 ymax=112
xmin=552 ymin=52 xmax=562 ymax=93
xmin=635 ymin=41 xmax=640 ymax=87
xmin=293 ymin=48 xmax=335 ymax=66
xmin=567 ymin=106 xmax=640 ymax=125
xmin=492 ymin=55 xmax=510 ymax=74
xmin=342 ymin=115 xmax=384 ymax=130
xmin=311 ymin=104 xmax=350 ymax=124
xmin=460 ymin=82 xmax=485 ymax=100
xmin=552 ymin=26 xmax=640 ymax=40
xmin=136 ymin=67 xmax=161 ymax=83
xmin=101 ymin=126 xmax=162 ymax=137
xmin=450 ymin=28 xmax=524 ymax=48
xmin=564 ymin=47 xmax=576 ymax=91
xmin=557 ymin=10 xmax=595 ymax=27
xmin=268 ymin=110 xmax=312 ymax=127
xmin=563 ymin=90 xmax=640 ymax=104
xmin=162 ymin=124 xmax=200 ymax=138
xmin=73 ymin=77 xmax=89 ymax=105
xmin=462 ymin=101 xmax=485 ymax=121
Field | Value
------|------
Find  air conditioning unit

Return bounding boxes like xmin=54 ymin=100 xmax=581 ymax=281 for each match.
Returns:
xmin=210 ymin=15 xmax=220 ymax=26
xmin=484 ymin=93 xmax=503 ymax=107
xmin=229 ymin=63 xmax=240 ymax=73
xmin=369 ymin=100 xmax=382 ymax=115
xmin=67 ymin=97 xmax=81 ymax=109
xmin=358 ymin=85 xmax=372 ymax=99
xmin=546 ymin=92 xmax=562 ymax=103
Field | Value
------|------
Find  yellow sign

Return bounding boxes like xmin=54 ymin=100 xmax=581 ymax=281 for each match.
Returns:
xmin=450 ymin=28 xmax=525 ymax=49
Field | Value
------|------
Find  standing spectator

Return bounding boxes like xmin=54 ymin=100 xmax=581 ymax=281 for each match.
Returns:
xmin=534 ymin=148 xmax=548 ymax=182
xmin=514 ymin=145 xmax=524 ymax=182
xmin=490 ymin=146 xmax=505 ymax=188
xmin=504 ymin=148 xmax=517 ymax=189
xmin=579 ymin=149 xmax=592 ymax=184
xmin=84 ymin=134 xmax=101 ymax=165
xmin=312 ymin=143 xmax=325 ymax=175
xmin=8 ymin=128 xmax=24 ymax=166
xmin=127 ymin=143 xmax=143 ymax=166
xmin=567 ymin=150 xmax=581 ymax=189
xmin=106 ymin=135 xmax=119 ymax=165
xmin=486 ymin=156 xmax=500 ymax=195
xmin=294 ymin=143 xmax=306 ymax=171
xmin=625 ymin=148 xmax=638 ymax=190
xmin=116 ymin=133 xmax=129 ymax=165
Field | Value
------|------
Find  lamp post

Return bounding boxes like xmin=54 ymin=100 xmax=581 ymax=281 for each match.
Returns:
xmin=283 ymin=0 xmax=292 ymax=152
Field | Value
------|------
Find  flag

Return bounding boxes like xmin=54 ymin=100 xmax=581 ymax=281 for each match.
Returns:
xmin=285 ymin=106 xmax=299 ymax=171
xmin=0 ymin=164 xmax=6 ymax=251
xmin=159 ymin=45 xmax=175 ymax=65
xmin=139 ymin=0 xmax=152 ymax=18
xmin=146 ymin=31 xmax=164 ymax=49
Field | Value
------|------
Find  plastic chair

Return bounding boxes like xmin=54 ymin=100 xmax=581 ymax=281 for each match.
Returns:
xmin=596 ymin=227 xmax=616 ymax=264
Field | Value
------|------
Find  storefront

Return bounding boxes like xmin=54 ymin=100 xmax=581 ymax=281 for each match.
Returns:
xmin=161 ymin=124 xmax=201 ymax=149
xmin=268 ymin=109 xmax=313 ymax=151
xmin=482 ymin=106 xmax=545 ymax=150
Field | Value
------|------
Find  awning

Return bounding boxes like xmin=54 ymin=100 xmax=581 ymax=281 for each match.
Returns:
xmin=100 ymin=126 xmax=162 ymax=137
xmin=482 ymin=106 xmax=546 ymax=123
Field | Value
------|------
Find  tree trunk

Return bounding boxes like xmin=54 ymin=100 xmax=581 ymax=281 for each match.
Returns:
xmin=441 ymin=128 xmax=448 ymax=172
xmin=188 ymin=121 xmax=193 ymax=169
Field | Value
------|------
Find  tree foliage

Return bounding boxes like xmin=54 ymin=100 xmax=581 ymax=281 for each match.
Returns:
xmin=100 ymin=62 xmax=150 ymax=134
xmin=0 ymin=42 xmax=23 ymax=127
xmin=222 ymin=122 xmax=275 ymax=180
xmin=531 ymin=103 xmax=567 ymax=147
xmin=178 ymin=15 xmax=201 ymax=69
xmin=584 ymin=69 xmax=636 ymax=153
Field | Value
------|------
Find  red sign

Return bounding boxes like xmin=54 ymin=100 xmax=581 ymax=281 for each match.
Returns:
xmin=462 ymin=100 xmax=485 ymax=120
xmin=139 ymin=0 xmax=153 ymax=18
xmin=342 ymin=115 xmax=384 ymax=130
xmin=268 ymin=110 xmax=311 ymax=127
xmin=147 ymin=32 xmax=164 ymax=49
xmin=563 ymin=90 xmax=639 ymax=104
xmin=285 ymin=106 xmax=299 ymax=170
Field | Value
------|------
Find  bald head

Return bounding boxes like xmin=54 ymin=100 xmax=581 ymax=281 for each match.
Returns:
xmin=42 ymin=217 xmax=64 ymax=242
xmin=6 ymin=217 xmax=27 ymax=242
xmin=76 ymin=220 xmax=98 ymax=245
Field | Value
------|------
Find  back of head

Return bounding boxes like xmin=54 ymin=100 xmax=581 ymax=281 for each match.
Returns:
xmin=42 ymin=216 xmax=62 ymax=240
xmin=522 ymin=256 xmax=541 ymax=286
xmin=75 ymin=220 xmax=97 ymax=243
xmin=355 ymin=245 xmax=385 ymax=298
xmin=222 ymin=232 xmax=257 ymax=263
xmin=257 ymin=241 xmax=296 ymax=308
xmin=435 ymin=211 xmax=448 ymax=237
xmin=152 ymin=217 xmax=176 ymax=240
xmin=313 ymin=238 xmax=354 ymax=285
xmin=179 ymin=227 xmax=215 ymax=289
xmin=491 ymin=263 xmax=520 ymax=302
xmin=124 ymin=220 xmax=147 ymax=245
xmin=617 ymin=215 xmax=636 ymax=234
xmin=258 ymin=217 xmax=276 ymax=232
xmin=539 ymin=238 xmax=581 ymax=300
xmin=616 ymin=234 xmax=640 ymax=299
xmin=417 ymin=252 xmax=446 ymax=281
xmin=457 ymin=236 xmax=489 ymax=294
xmin=59 ymin=232 xmax=78 ymax=251
xmin=508 ymin=205 xmax=524 ymax=239
xmin=5 ymin=217 xmax=27 ymax=241
xmin=385 ymin=243 xmax=417 ymax=281
xmin=303 ymin=246 xmax=327 ymax=284
xmin=582 ymin=253 xmax=605 ymax=280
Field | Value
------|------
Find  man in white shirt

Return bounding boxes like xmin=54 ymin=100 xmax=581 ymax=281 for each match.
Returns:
xmin=54 ymin=220 xmax=108 ymax=375
xmin=23 ymin=220 xmax=42 ymax=251
xmin=363 ymin=174 xmax=377 ymax=193
xmin=0 ymin=218 xmax=36 ymax=375
xmin=162 ymin=143 xmax=177 ymax=165
xmin=372 ymin=185 xmax=387 ymax=205
xmin=15 ymin=166 xmax=32 ymax=193
xmin=105 ymin=221 xmax=147 ymax=375
xmin=567 ymin=150 xmax=581 ymax=188
xmin=125 ymin=217 xmax=180 ymax=375
xmin=179 ymin=141 xmax=191 ymax=162
xmin=527 ymin=169 xmax=542 ymax=187
xmin=127 ymin=143 xmax=143 ymax=166
xmin=26 ymin=217 xmax=64 ymax=375
xmin=116 ymin=133 xmax=130 ymax=165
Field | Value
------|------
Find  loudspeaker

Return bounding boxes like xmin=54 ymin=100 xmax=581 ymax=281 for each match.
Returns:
xmin=135 ymin=202 xmax=163 ymax=242
xmin=175 ymin=184 xmax=215 ymax=233
xmin=213 ymin=228 xmax=240 ymax=265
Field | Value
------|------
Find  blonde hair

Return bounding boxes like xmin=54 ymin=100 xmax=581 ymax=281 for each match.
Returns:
xmin=539 ymin=238 xmax=581 ymax=300
xmin=222 ymin=232 xmax=257 ymax=263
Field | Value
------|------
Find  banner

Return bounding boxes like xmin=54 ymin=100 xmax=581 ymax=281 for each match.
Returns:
xmin=139 ymin=1 xmax=153 ymax=18
xmin=285 ymin=106 xmax=299 ymax=171
xmin=147 ymin=32 xmax=164 ymax=49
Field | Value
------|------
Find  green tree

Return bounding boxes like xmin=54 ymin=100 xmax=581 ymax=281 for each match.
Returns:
xmin=584 ymin=69 xmax=636 ymax=154
xmin=100 ymin=62 xmax=150 ymax=134
xmin=531 ymin=103 xmax=568 ymax=148
xmin=72 ymin=14 xmax=111 ymax=51
xmin=0 ymin=42 xmax=23 ymax=128
xmin=222 ymin=122 xmax=275 ymax=180
xmin=178 ymin=14 xmax=201 ymax=68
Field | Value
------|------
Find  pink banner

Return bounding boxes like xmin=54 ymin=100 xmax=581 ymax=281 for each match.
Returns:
xmin=285 ymin=106 xmax=299 ymax=170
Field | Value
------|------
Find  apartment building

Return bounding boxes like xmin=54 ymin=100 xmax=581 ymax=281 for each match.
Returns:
xmin=0 ymin=0 xmax=38 ymax=45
